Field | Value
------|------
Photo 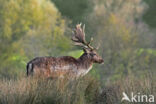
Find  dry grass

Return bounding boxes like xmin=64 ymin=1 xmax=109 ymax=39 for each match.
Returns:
xmin=0 ymin=74 xmax=155 ymax=104
xmin=0 ymin=76 xmax=99 ymax=104
xmin=98 ymin=74 xmax=156 ymax=104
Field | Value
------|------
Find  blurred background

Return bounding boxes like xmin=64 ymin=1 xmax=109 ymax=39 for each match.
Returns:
xmin=0 ymin=0 xmax=155 ymax=83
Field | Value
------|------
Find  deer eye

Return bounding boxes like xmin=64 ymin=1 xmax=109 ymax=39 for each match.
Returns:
xmin=90 ymin=53 xmax=96 ymax=57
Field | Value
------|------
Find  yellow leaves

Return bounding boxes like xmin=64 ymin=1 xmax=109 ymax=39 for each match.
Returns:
xmin=109 ymin=14 xmax=117 ymax=25
xmin=118 ymin=25 xmax=131 ymax=42
xmin=0 ymin=0 xmax=63 ymax=39
xmin=21 ymin=0 xmax=44 ymax=28
xmin=144 ymin=55 xmax=150 ymax=63
xmin=108 ymin=14 xmax=133 ymax=46
xmin=0 ymin=0 xmax=70 ymax=74
xmin=1 ymin=1 xmax=19 ymax=39
xmin=92 ymin=0 xmax=148 ymax=51
xmin=3 ymin=21 xmax=12 ymax=39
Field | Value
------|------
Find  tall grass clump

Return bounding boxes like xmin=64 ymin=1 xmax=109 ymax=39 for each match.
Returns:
xmin=0 ymin=76 xmax=100 ymax=104
xmin=98 ymin=73 xmax=156 ymax=104
xmin=0 ymin=74 xmax=155 ymax=104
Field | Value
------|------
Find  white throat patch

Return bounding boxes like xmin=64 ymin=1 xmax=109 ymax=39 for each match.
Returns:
xmin=77 ymin=65 xmax=93 ymax=77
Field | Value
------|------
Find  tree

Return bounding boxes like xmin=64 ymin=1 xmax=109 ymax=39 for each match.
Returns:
xmin=86 ymin=0 xmax=156 ymax=82
xmin=51 ymin=0 xmax=93 ymax=25
xmin=0 ymin=0 xmax=70 ymax=78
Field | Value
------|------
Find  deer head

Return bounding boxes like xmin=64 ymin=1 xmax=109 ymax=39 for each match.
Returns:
xmin=72 ymin=24 xmax=104 ymax=64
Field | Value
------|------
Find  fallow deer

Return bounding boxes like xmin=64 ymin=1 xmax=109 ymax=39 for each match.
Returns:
xmin=26 ymin=24 xmax=104 ymax=78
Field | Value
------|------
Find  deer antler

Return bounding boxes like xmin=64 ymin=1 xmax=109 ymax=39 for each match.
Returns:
xmin=72 ymin=23 xmax=94 ymax=50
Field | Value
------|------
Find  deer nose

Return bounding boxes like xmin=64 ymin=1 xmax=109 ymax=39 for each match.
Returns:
xmin=100 ymin=59 xmax=104 ymax=64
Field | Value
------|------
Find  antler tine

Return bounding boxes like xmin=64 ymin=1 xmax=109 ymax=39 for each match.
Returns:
xmin=71 ymin=23 xmax=86 ymax=45
xmin=95 ymin=43 xmax=100 ymax=50
xmin=82 ymin=24 xmax=85 ymax=38
xmin=72 ymin=23 xmax=95 ymax=50
xmin=76 ymin=24 xmax=86 ymax=43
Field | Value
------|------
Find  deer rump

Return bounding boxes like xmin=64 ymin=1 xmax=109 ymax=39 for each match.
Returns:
xmin=27 ymin=56 xmax=85 ymax=78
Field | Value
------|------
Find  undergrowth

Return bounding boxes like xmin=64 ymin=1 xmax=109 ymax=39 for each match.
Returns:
xmin=0 ymin=74 xmax=155 ymax=104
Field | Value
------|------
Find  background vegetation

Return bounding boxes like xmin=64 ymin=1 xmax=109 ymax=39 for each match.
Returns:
xmin=0 ymin=0 xmax=155 ymax=103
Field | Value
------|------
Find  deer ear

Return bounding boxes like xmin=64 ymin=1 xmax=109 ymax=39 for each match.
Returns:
xmin=83 ymin=48 xmax=90 ymax=53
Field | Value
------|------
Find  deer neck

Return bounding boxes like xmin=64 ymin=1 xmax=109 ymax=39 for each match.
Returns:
xmin=77 ymin=53 xmax=93 ymax=70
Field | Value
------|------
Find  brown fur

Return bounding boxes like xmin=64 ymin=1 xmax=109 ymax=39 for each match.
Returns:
xmin=27 ymin=52 xmax=103 ymax=78
xmin=26 ymin=24 xmax=104 ymax=78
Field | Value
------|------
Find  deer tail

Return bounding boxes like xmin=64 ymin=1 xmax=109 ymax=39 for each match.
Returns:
xmin=26 ymin=63 xmax=33 ymax=76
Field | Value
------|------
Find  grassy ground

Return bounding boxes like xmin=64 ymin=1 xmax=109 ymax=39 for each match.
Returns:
xmin=0 ymin=74 xmax=155 ymax=104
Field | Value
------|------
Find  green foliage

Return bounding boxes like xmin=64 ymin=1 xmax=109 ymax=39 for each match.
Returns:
xmin=0 ymin=0 xmax=71 ymax=78
xmin=143 ymin=0 xmax=156 ymax=28
xmin=67 ymin=50 xmax=83 ymax=58
xmin=51 ymin=0 xmax=93 ymax=25
xmin=137 ymin=48 xmax=156 ymax=56
xmin=82 ymin=0 xmax=156 ymax=82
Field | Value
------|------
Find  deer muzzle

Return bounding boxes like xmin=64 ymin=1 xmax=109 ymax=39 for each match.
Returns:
xmin=99 ymin=59 xmax=104 ymax=64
